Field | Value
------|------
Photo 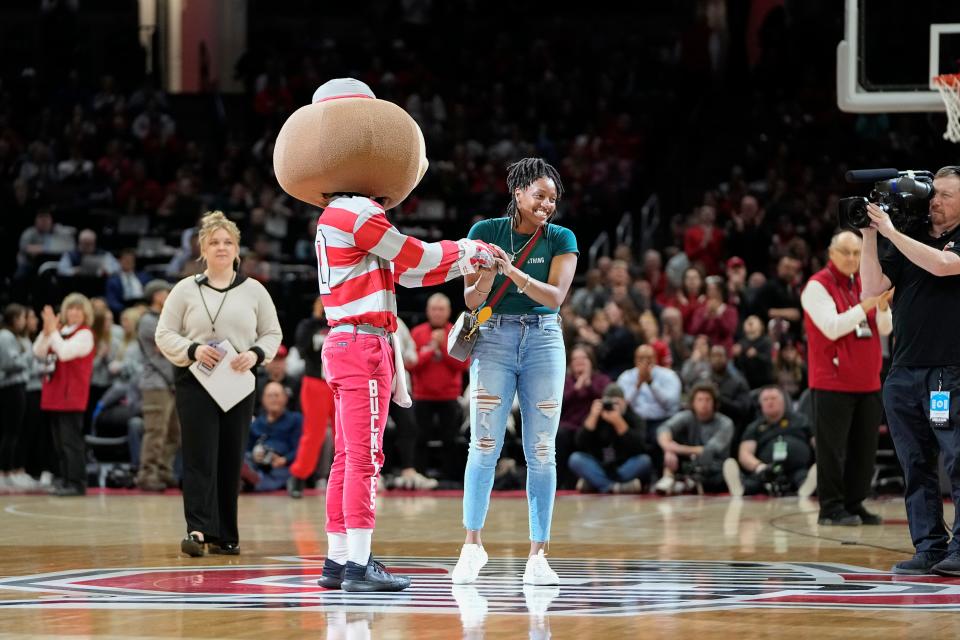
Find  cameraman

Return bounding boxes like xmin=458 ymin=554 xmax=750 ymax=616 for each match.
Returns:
xmin=655 ymin=382 xmax=734 ymax=495
xmin=722 ymin=386 xmax=816 ymax=497
xmin=567 ymin=383 xmax=651 ymax=494
xmin=862 ymin=166 xmax=960 ymax=576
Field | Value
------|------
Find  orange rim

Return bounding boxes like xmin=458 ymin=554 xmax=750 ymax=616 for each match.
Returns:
xmin=934 ymin=74 xmax=960 ymax=88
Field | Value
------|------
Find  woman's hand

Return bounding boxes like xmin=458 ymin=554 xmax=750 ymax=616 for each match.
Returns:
xmin=195 ymin=345 xmax=224 ymax=369
xmin=493 ymin=257 xmax=517 ymax=279
xmin=231 ymin=351 xmax=258 ymax=372
xmin=41 ymin=305 xmax=59 ymax=336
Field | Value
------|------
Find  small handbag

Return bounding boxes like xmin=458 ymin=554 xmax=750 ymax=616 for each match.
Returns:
xmin=447 ymin=227 xmax=543 ymax=361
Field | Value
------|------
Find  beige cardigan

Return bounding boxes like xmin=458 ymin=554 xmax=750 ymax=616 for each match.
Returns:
xmin=156 ymin=274 xmax=283 ymax=368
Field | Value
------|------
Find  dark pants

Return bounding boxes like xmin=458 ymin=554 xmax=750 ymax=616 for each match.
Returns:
xmin=389 ymin=401 xmax=418 ymax=468
xmin=646 ymin=418 xmax=666 ymax=475
xmin=813 ymin=389 xmax=881 ymax=518
xmin=50 ymin=411 xmax=86 ymax=491
xmin=175 ymin=370 xmax=254 ymax=545
xmin=555 ymin=428 xmax=577 ymax=489
xmin=883 ymin=366 xmax=960 ymax=555
xmin=23 ymin=390 xmax=55 ymax=477
xmin=412 ymin=399 xmax=463 ymax=480
xmin=0 ymin=383 xmax=26 ymax=471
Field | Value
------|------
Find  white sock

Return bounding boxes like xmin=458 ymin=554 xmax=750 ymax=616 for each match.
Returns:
xmin=327 ymin=532 xmax=348 ymax=565
xmin=346 ymin=528 xmax=373 ymax=566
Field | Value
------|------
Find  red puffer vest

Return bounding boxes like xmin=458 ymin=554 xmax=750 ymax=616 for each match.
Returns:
xmin=40 ymin=326 xmax=96 ymax=412
xmin=803 ymin=263 xmax=882 ymax=393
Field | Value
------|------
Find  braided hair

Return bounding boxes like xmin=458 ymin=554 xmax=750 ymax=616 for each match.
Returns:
xmin=505 ymin=158 xmax=564 ymax=227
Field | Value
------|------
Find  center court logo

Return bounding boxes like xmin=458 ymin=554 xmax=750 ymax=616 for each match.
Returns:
xmin=1 ymin=557 xmax=959 ymax=614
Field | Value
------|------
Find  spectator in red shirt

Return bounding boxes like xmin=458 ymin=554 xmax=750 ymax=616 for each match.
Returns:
xmin=116 ymin=160 xmax=163 ymax=213
xmin=557 ymin=344 xmax=611 ymax=489
xmin=660 ymin=266 xmax=706 ymax=333
xmin=408 ymin=293 xmax=470 ymax=483
xmin=689 ymin=276 xmax=739 ymax=353
xmin=642 ymin=249 xmax=667 ymax=298
xmin=684 ymin=204 xmax=725 ymax=275
xmin=638 ymin=310 xmax=672 ymax=368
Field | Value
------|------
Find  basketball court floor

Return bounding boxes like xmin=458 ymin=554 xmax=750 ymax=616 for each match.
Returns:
xmin=0 ymin=489 xmax=958 ymax=638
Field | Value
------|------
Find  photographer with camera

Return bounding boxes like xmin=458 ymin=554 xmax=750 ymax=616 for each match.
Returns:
xmin=722 ymin=386 xmax=816 ymax=498
xmin=860 ymin=166 xmax=960 ymax=576
xmin=802 ymin=230 xmax=892 ymax=526
xmin=567 ymin=383 xmax=651 ymax=494
xmin=242 ymin=382 xmax=302 ymax=492
xmin=654 ymin=382 xmax=734 ymax=495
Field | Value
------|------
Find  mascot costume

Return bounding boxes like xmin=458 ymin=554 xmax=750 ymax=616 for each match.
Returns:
xmin=274 ymin=78 xmax=495 ymax=592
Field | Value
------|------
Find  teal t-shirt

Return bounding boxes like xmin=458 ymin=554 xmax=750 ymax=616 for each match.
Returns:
xmin=467 ymin=218 xmax=579 ymax=315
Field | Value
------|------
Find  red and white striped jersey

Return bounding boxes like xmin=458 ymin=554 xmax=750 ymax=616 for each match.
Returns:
xmin=315 ymin=195 xmax=493 ymax=331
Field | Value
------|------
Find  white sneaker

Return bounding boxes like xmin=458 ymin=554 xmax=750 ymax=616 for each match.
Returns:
xmin=523 ymin=550 xmax=559 ymax=585
xmin=410 ymin=471 xmax=438 ymax=490
xmin=798 ymin=464 xmax=818 ymax=498
xmin=38 ymin=471 xmax=54 ymax=488
xmin=654 ymin=475 xmax=674 ymax=495
xmin=612 ymin=478 xmax=642 ymax=494
xmin=723 ymin=459 xmax=744 ymax=497
xmin=14 ymin=472 xmax=39 ymax=490
xmin=8 ymin=474 xmax=26 ymax=491
xmin=451 ymin=544 xmax=488 ymax=584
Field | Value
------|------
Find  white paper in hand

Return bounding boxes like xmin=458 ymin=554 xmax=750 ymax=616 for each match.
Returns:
xmin=188 ymin=340 xmax=256 ymax=412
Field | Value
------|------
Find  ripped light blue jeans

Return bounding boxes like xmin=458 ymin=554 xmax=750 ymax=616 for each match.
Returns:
xmin=462 ymin=313 xmax=566 ymax=542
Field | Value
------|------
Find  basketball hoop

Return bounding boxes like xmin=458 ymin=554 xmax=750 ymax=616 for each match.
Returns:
xmin=933 ymin=74 xmax=960 ymax=143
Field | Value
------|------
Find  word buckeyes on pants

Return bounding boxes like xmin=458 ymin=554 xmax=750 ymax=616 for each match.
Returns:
xmin=369 ymin=379 xmax=380 ymax=510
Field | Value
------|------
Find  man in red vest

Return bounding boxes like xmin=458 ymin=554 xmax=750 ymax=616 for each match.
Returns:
xmin=801 ymin=230 xmax=893 ymax=526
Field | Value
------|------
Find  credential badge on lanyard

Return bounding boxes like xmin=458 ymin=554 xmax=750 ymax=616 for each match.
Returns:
xmin=931 ymin=369 xmax=950 ymax=428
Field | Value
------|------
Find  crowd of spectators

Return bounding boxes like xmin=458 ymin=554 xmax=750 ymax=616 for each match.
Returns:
xmin=1 ymin=0 xmax=958 ymax=495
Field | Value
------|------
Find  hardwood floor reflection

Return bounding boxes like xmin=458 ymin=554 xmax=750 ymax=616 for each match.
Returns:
xmin=0 ymin=490 xmax=957 ymax=638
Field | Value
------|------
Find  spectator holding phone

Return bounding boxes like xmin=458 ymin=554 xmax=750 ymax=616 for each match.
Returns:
xmin=156 ymin=211 xmax=282 ymax=558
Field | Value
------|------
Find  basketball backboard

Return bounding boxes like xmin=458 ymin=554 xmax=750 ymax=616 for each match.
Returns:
xmin=837 ymin=0 xmax=960 ymax=112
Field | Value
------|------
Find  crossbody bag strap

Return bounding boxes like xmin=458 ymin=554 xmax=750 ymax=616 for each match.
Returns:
xmin=486 ymin=225 xmax=544 ymax=311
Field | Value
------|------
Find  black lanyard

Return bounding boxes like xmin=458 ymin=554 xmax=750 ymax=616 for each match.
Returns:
xmin=197 ymin=275 xmax=234 ymax=334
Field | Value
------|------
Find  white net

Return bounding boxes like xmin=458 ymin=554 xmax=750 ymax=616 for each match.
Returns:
xmin=934 ymin=75 xmax=960 ymax=143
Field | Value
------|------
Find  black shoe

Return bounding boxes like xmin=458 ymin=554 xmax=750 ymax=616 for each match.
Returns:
xmin=892 ymin=551 xmax=947 ymax=575
xmin=53 ymin=484 xmax=86 ymax=497
xmin=317 ymin=558 xmax=345 ymax=589
xmin=287 ymin=476 xmax=305 ymax=499
xmin=817 ymin=510 xmax=861 ymax=526
xmin=180 ymin=533 xmax=206 ymax=557
xmin=932 ymin=553 xmax=960 ymax=577
xmin=341 ymin=556 xmax=411 ymax=592
xmin=208 ymin=542 xmax=240 ymax=555
xmin=848 ymin=505 xmax=883 ymax=526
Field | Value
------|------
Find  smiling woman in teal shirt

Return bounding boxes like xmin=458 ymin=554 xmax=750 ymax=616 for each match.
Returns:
xmin=451 ymin=158 xmax=578 ymax=587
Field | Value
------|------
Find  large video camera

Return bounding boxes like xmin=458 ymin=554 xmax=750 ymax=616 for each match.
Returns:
xmin=838 ymin=168 xmax=934 ymax=234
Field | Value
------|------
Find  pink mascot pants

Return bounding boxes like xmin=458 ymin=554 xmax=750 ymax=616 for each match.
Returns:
xmin=321 ymin=330 xmax=393 ymax=532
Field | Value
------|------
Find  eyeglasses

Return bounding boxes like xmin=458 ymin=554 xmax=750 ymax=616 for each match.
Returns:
xmin=832 ymin=249 xmax=861 ymax=257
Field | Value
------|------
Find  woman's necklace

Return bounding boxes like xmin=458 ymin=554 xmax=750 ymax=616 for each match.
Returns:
xmin=509 ymin=224 xmax=536 ymax=263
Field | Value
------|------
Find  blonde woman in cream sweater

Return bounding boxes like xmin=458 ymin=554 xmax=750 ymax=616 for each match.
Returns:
xmin=156 ymin=211 xmax=282 ymax=558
